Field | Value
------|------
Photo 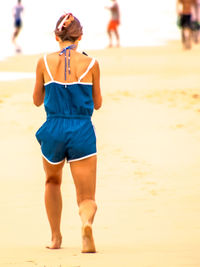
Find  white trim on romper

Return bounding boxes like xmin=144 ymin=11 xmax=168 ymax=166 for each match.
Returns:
xmin=44 ymin=81 xmax=93 ymax=86
xmin=44 ymin=55 xmax=54 ymax=81
xmin=78 ymin=58 xmax=96 ymax=82
xmin=42 ymin=152 xmax=65 ymax=165
xmin=41 ymin=152 xmax=97 ymax=164
xmin=43 ymin=55 xmax=95 ymax=86
xmin=68 ymin=153 xmax=97 ymax=163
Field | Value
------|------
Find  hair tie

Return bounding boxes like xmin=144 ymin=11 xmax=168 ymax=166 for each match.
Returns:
xmin=57 ymin=13 xmax=74 ymax=31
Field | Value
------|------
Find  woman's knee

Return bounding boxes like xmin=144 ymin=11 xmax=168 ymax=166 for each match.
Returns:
xmin=45 ymin=175 xmax=62 ymax=185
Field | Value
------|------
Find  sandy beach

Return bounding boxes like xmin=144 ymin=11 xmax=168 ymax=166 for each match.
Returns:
xmin=0 ymin=41 xmax=200 ymax=267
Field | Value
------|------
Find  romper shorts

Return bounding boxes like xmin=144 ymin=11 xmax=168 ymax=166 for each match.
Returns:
xmin=36 ymin=117 xmax=97 ymax=164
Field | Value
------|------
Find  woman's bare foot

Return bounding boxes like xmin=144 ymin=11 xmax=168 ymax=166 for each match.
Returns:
xmin=81 ymin=223 xmax=96 ymax=253
xmin=46 ymin=235 xmax=62 ymax=249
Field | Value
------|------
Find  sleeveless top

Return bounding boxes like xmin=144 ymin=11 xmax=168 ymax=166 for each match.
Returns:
xmin=43 ymin=55 xmax=96 ymax=120
xmin=14 ymin=4 xmax=24 ymax=20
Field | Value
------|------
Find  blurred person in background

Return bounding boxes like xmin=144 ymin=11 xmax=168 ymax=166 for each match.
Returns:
xmin=191 ymin=0 xmax=200 ymax=43
xmin=176 ymin=0 xmax=196 ymax=49
xmin=105 ymin=0 xmax=120 ymax=47
xmin=12 ymin=0 xmax=24 ymax=53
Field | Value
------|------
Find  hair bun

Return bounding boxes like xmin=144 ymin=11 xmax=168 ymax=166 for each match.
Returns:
xmin=63 ymin=13 xmax=74 ymax=28
xmin=57 ymin=13 xmax=74 ymax=31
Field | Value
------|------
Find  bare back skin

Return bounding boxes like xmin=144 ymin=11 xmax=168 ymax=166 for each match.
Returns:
xmin=43 ymin=50 xmax=94 ymax=83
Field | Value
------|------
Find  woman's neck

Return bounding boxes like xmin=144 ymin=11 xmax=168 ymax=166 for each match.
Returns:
xmin=59 ymin=41 xmax=78 ymax=50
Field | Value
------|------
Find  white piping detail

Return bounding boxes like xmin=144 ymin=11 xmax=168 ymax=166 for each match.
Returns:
xmin=44 ymin=81 xmax=93 ymax=86
xmin=44 ymin=55 xmax=54 ymax=81
xmin=78 ymin=58 xmax=96 ymax=82
xmin=68 ymin=153 xmax=97 ymax=163
xmin=42 ymin=153 xmax=65 ymax=165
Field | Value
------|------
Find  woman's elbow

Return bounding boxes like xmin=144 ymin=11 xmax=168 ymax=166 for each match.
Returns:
xmin=33 ymin=95 xmax=43 ymax=107
xmin=33 ymin=101 xmax=42 ymax=107
xmin=94 ymin=98 xmax=102 ymax=110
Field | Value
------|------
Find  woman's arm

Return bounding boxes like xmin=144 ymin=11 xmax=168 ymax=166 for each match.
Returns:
xmin=33 ymin=57 xmax=45 ymax=106
xmin=92 ymin=60 xmax=102 ymax=110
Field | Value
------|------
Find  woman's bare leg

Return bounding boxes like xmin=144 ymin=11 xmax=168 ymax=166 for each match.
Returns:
xmin=43 ymin=158 xmax=65 ymax=249
xmin=70 ymin=156 xmax=97 ymax=253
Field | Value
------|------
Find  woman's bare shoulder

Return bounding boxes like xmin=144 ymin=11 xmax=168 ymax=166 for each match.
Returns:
xmin=37 ymin=52 xmax=56 ymax=64
xmin=45 ymin=51 xmax=60 ymax=60
xmin=75 ymin=50 xmax=92 ymax=60
xmin=36 ymin=56 xmax=45 ymax=70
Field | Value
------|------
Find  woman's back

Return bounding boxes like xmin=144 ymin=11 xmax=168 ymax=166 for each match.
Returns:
xmin=43 ymin=49 xmax=96 ymax=118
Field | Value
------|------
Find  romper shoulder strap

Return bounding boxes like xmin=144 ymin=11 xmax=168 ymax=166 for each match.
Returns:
xmin=44 ymin=54 xmax=54 ymax=81
xmin=78 ymin=58 xmax=96 ymax=82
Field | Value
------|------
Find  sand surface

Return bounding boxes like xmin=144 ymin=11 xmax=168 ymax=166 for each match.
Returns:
xmin=0 ymin=41 xmax=200 ymax=266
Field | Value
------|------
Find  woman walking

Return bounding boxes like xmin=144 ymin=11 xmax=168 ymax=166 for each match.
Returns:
xmin=33 ymin=12 xmax=102 ymax=253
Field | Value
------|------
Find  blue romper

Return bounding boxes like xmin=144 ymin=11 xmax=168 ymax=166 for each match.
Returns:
xmin=35 ymin=53 xmax=97 ymax=164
